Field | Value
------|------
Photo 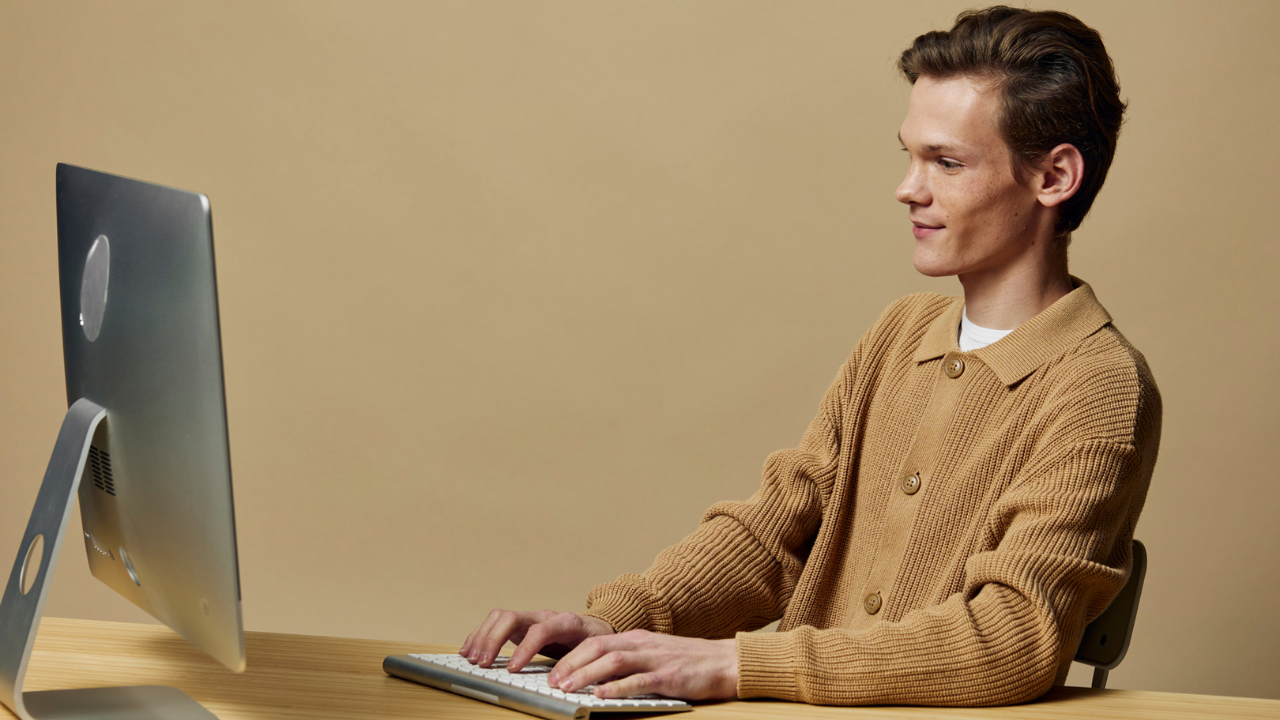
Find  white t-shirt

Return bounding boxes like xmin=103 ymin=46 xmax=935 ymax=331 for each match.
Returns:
xmin=958 ymin=308 xmax=1014 ymax=352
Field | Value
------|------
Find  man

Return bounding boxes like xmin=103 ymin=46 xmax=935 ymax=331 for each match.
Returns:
xmin=461 ymin=6 xmax=1160 ymax=706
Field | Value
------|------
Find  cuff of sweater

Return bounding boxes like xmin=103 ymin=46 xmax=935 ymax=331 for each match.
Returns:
xmin=735 ymin=630 xmax=801 ymax=701
xmin=582 ymin=582 xmax=659 ymax=634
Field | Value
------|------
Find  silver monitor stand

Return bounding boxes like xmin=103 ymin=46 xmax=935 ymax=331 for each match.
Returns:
xmin=1 ymin=401 xmax=214 ymax=719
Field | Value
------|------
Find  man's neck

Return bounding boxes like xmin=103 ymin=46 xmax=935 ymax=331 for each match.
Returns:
xmin=958 ymin=245 xmax=1072 ymax=330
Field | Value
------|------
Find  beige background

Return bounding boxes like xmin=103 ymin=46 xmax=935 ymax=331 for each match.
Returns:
xmin=2 ymin=0 xmax=1277 ymax=702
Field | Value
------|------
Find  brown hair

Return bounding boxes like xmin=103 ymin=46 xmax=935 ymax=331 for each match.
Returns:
xmin=899 ymin=6 xmax=1126 ymax=240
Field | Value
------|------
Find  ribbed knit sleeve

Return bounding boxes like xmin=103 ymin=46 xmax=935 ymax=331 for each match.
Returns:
xmin=735 ymin=436 xmax=1149 ymax=705
xmin=583 ymin=350 xmax=852 ymax=638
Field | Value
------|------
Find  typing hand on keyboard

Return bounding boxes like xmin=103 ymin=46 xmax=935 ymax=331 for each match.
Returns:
xmin=459 ymin=608 xmax=739 ymax=702
xmin=543 ymin=629 xmax=738 ymax=701
xmin=462 ymin=609 xmax=614 ymax=671
xmin=427 ymin=653 xmax=682 ymax=707
xmin=388 ymin=652 xmax=692 ymax=719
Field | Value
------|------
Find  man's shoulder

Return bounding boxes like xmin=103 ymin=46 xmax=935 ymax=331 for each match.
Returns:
xmin=1035 ymin=323 xmax=1162 ymax=446
xmin=1057 ymin=323 xmax=1159 ymax=396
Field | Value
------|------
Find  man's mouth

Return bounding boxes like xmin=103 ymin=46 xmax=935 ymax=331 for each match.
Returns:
xmin=912 ymin=221 xmax=943 ymax=239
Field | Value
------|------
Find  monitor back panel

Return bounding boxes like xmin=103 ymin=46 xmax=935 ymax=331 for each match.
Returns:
xmin=55 ymin=163 xmax=244 ymax=672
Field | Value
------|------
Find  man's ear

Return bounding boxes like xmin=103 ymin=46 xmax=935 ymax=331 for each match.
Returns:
xmin=1037 ymin=143 xmax=1084 ymax=208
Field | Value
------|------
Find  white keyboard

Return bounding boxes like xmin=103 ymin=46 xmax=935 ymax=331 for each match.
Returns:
xmin=383 ymin=652 xmax=692 ymax=719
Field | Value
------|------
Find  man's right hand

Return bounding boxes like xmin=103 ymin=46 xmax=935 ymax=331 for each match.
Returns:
xmin=460 ymin=609 xmax=615 ymax=671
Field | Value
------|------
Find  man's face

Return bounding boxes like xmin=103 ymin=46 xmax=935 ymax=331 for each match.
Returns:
xmin=896 ymin=75 xmax=1044 ymax=278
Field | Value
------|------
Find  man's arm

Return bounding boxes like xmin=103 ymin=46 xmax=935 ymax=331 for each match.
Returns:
xmin=581 ymin=349 xmax=853 ymax=639
xmin=526 ymin=352 xmax=859 ymax=700
xmin=548 ymin=433 xmax=1153 ymax=703
xmin=734 ymin=431 xmax=1155 ymax=706
xmin=459 ymin=339 xmax=860 ymax=681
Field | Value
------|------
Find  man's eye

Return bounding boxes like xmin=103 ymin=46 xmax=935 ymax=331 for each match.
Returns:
xmin=938 ymin=158 xmax=962 ymax=170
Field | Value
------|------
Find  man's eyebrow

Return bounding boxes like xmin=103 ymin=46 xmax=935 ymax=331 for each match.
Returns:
xmin=897 ymin=132 xmax=962 ymax=154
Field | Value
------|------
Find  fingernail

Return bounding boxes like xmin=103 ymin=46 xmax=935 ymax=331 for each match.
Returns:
xmin=480 ymin=652 xmax=491 ymax=665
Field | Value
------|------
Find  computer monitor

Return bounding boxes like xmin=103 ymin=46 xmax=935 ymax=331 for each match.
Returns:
xmin=0 ymin=164 xmax=244 ymax=720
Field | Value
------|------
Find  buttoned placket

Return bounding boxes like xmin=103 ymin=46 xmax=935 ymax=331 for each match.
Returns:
xmin=849 ymin=349 xmax=978 ymax=630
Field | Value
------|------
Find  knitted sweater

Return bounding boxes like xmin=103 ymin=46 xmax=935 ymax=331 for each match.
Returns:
xmin=582 ymin=281 xmax=1161 ymax=706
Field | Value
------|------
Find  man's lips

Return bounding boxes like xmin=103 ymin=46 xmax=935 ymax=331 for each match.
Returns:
xmin=912 ymin=221 xmax=943 ymax=239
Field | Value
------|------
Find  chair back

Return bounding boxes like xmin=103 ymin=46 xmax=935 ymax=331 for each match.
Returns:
xmin=1074 ymin=539 xmax=1146 ymax=688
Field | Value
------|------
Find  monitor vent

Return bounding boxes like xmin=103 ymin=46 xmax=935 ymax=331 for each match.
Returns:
xmin=88 ymin=446 xmax=116 ymax=496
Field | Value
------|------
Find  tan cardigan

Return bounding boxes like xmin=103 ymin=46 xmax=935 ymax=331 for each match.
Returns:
xmin=583 ymin=281 xmax=1161 ymax=706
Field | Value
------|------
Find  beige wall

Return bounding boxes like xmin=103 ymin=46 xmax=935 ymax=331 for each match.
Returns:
xmin=2 ymin=0 xmax=1277 ymax=701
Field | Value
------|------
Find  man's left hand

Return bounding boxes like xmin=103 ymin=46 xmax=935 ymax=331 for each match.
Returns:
xmin=546 ymin=629 xmax=738 ymax=701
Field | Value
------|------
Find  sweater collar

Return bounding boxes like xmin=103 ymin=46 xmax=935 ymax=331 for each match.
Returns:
xmin=912 ymin=278 xmax=1113 ymax=386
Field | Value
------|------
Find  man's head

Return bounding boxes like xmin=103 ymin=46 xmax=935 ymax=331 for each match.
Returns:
xmin=898 ymin=6 xmax=1126 ymax=245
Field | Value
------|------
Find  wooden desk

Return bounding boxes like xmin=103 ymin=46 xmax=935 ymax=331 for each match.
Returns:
xmin=6 ymin=618 xmax=1276 ymax=719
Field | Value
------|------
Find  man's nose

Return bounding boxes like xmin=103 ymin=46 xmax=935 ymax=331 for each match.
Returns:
xmin=896 ymin=164 xmax=927 ymax=206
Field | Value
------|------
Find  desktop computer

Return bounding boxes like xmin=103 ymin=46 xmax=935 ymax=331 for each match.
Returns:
xmin=0 ymin=164 xmax=245 ymax=719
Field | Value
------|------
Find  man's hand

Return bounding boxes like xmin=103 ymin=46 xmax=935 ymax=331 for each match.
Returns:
xmin=547 ymin=629 xmax=738 ymax=701
xmin=461 ymin=609 xmax=614 ymax=670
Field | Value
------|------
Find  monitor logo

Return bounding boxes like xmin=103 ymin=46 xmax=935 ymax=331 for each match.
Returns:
xmin=80 ymin=234 xmax=110 ymax=342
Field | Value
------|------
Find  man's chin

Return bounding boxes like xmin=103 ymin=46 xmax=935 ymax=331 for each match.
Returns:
xmin=912 ymin=250 xmax=957 ymax=278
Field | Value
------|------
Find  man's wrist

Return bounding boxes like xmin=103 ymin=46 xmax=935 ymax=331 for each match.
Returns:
xmin=719 ymin=638 xmax=740 ymax=699
xmin=580 ymin=613 xmax=616 ymax=637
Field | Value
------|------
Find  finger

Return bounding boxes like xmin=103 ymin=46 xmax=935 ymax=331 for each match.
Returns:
xmin=469 ymin=609 xmax=523 ymax=664
xmin=508 ymin=613 xmax=582 ymax=671
xmin=475 ymin=610 xmax=536 ymax=667
xmin=461 ymin=614 xmax=491 ymax=656
xmin=507 ymin=623 xmax=551 ymax=672
xmin=461 ymin=615 xmax=498 ymax=656
xmin=557 ymin=648 xmax=640 ymax=694
xmin=463 ymin=609 xmax=504 ymax=660
xmin=548 ymin=628 xmax=638 ymax=686
xmin=547 ymin=633 xmax=608 ymax=686
xmin=595 ymin=670 xmax=662 ymax=699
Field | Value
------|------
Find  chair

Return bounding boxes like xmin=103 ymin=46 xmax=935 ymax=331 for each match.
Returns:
xmin=1073 ymin=539 xmax=1147 ymax=689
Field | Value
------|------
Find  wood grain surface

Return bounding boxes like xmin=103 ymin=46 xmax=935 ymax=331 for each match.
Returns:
xmin=5 ymin=618 xmax=1276 ymax=719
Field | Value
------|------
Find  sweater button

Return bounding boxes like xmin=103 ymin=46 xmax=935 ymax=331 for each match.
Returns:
xmin=863 ymin=591 xmax=882 ymax=615
xmin=945 ymin=357 xmax=965 ymax=379
xmin=901 ymin=473 xmax=921 ymax=495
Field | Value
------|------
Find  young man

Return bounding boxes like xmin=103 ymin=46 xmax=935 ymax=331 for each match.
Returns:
xmin=461 ymin=6 xmax=1160 ymax=706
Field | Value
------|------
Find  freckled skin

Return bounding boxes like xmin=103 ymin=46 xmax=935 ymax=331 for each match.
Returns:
xmin=896 ymin=75 xmax=1077 ymax=329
